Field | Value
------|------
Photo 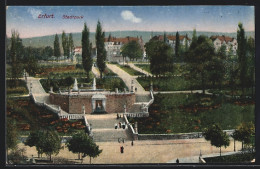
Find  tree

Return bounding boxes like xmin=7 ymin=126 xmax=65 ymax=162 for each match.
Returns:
xmin=163 ymin=32 xmax=167 ymax=43
xmin=64 ymin=76 xmax=74 ymax=88
xmin=207 ymin=44 xmax=226 ymax=89
xmin=81 ymin=23 xmax=93 ymax=80
xmin=203 ymin=124 xmax=230 ymax=156
xmin=145 ymin=40 xmax=173 ymax=76
xmin=54 ymin=34 xmax=61 ymax=61
xmin=23 ymin=47 xmax=38 ymax=76
xmin=246 ymin=37 xmax=255 ymax=98
xmin=95 ymin=20 xmax=107 ymax=79
xmin=232 ymin=122 xmax=255 ymax=151
xmin=7 ymin=119 xmax=19 ymax=156
xmin=66 ymin=131 xmax=102 ymax=163
xmin=68 ymin=33 xmax=74 ymax=58
xmin=62 ymin=31 xmax=69 ymax=58
xmin=85 ymin=140 xmax=102 ymax=164
xmin=42 ymin=46 xmax=53 ymax=59
xmin=25 ymin=130 xmax=44 ymax=158
xmin=10 ymin=30 xmax=24 ymax=87
xmin=175 ymin=31 xmax=180 ymax=61
xmin=237 ymin=22 xmax=247 ymax=97
xmin=38 ymin=130 xmax=61 ymax=161
xmin=184 ymin=34 xmax=189 ymax=52
xmin=121 ymin=40 xmax=143 ymax=61
xmin=184 ymin=35 xmax=216 ymax=94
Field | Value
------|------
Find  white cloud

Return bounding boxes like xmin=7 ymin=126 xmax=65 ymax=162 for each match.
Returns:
xmin=121 ymin=10 xmax=142 ymax=23
xmin=27 ymin=8 xmax=42 ymax=19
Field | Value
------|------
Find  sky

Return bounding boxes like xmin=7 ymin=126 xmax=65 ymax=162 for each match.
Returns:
xmin=6 ymin=6 xmax=255 ymax=38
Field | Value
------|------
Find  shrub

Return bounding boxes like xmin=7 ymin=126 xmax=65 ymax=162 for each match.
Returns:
xmin=7 ymin=87 xmax=28 ymax=95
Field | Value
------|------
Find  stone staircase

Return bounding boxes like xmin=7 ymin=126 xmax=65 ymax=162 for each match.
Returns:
xmin=86 ymin=114 xmax=133 ymax=142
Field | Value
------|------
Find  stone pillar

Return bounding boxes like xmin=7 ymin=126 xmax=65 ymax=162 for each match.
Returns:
xmin=115 ymin=88 xmax=118 ymax=93
xmin=81 ymin=84 xmax=83 ymax=88
xmin=92 ymin=100 xmax=96 ymax=112
xmin=82 ymin=105 xmax=85 ymax=114
xmin=134 ymin=122 xmax=138 ymax=134
xmin=124 ymin=104 xmax=126 ymax=113
xmin=102 ymin=99 xmax=106 ymax=111
xmin=50 ymin=86 xmax=53 ymax=93
xmin=30 ymin=82 xmax=32 ymax=95
xmin=78 ymin=89 xmax=80 ymax=95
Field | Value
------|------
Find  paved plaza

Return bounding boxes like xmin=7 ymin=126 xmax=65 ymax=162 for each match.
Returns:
xmin=18 ymin=137 xmax=242 ymax=164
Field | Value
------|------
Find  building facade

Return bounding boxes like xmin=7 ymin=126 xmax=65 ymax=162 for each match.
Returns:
xmin=104 ymin=36 xmax=145 ymax=61
xmin=210 ymin=35 xmax=237 ymax=55
xmin=151 ymin=35 xmax=191 ymax=52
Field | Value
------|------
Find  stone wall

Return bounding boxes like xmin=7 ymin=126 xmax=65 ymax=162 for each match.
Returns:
xmin=69 ymin=95 xmax=92 ymax=114
xmin=49 ymin=93 xmax=69 ymax=112
xmin=137 ymin=130 xmax=235 ymax=140
xmin=106 ymin=93 xmax=135 ymax=113
xmin=50 ymin=92 xmax=136 ymax=114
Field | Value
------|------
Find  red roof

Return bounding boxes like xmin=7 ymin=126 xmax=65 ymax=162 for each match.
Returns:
xmin=210 ymin=35 xmax=235 ymax=43
xmin=152 ymin=35 xmax=191 ymax=41
xmin=105 ymin=36 xmax=140 ymax=44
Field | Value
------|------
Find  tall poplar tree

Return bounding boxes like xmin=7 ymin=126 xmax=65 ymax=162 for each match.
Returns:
xmin=62 ymin=31 xmax=69 ymax=58
xmin=175 ymin=31 xmax=180 ymax=61
xmin=53 ymin=34 xmax=61 ymax=61
xmin=68 ymin=33 xmax=74 ymax=58
xmin=81 ymin=23 xmax=93 ymax=79
xmin=10 ymin=30 xmax=24 ymax=86
xmin=237 ymin=22 xmax=247 ymax=96
xmin=95 ymin=20 xmax=107 ymax=78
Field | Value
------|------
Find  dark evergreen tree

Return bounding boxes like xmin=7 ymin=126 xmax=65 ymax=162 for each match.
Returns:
xmin=81 ymin=23 xmax=93 ymax=79
xmin=10 ymin=30 xmax=24 ymax=87
xmin=53 ymin=34 xmax=61 ymax=61
xmin=184 ymin=35 xmax=215 ymax=94
xmin=145 ymin=40 xmax=173 ymax=76
xmin=68 ymin=33 xmax=74 ymax=58
xmin=175 ymin=31 xmax=180 ymax=61
xmin=95 ymin=21 xmax=107 ymax=78
xmin=237 ymin=22 xmax=247 ymax=97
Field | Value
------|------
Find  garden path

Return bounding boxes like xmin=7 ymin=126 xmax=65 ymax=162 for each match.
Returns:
xmin=18 ymin=137 xmax=242 ymax=164
xmin=92 ymin=65 xmax=100 ymax=78
xmin=127 ymin=63 xmax=153 ymax=76
xmin=106 ymin=63 xmax=149 ymax=95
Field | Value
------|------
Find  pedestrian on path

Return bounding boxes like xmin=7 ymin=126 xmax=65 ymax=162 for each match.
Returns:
xmin=131 ymin=140 xmax=134 ymax=146
xmin=176 ymin=158 xmax=179 ymax=163
xmin=120 ymin=146 xmax=124 ymax=153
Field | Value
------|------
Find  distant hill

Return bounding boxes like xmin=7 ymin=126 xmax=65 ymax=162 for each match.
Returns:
xmin=21 ymin=31 xmax=255 ymax=48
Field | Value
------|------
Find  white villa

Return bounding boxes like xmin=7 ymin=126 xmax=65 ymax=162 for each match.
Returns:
xmin=104 ymin=36 xmax=145 ymax=61
xmin=151 ymin=35 xmax=191 ymax=52
xmin=210 ymin=35 xmax=237 ymax=55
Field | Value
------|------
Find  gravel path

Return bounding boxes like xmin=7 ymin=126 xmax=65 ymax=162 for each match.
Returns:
xmin=106 ymin=63 xmax=149 ymax=95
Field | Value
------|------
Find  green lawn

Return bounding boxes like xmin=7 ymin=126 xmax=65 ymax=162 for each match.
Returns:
xmin=128 ymin=93 xmax=255 ymax=134
xmin=7 ymin=97 xmax=85 ymax=136
xmin=137 ymin=76 xmax=201 ymax=91
xmin=7 ymin=79 xmax=29 ymax=96
xmin=134 ymin=64 xmax=151 ymax=73
xmin=117 ymin=64 xmax=145 ymax=76
xmin=204 ymin=152 xmax=255 ymax=163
